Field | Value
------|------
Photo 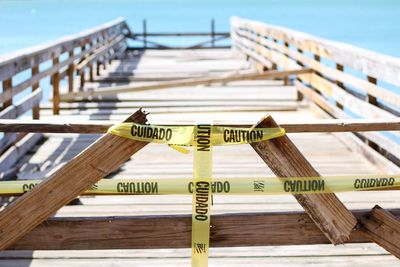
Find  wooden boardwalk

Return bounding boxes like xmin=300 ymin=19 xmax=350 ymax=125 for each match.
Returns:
xmin=1 ymin=48 xmax=399 ymax=266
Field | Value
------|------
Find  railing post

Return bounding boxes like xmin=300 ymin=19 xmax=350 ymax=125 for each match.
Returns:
xmin=143 ymin=19 xmax=147 ymax=49
xmin=295 ymin=48 xmax=305 ymax=101
xmin=96 ymin=37 xmax=101 ymax=76
xmin=31 ymin=66 xmax=40 ymax=119
xmin=52 ymin=57 xmax=60 ymax=115
xmin=283 ymin=41 xmax=289 ymax=85
xmin=102 ymin=33 xmax=107 ymax=70
xmin=89 ymin=42 xmax=94 ymax=82
xmin=80 ymin=44 xmax=86 ymax=90
xmin=271 ymin=38 xmax=278 ymax=70
xmin=211 ymin=18 xmax=215 ymax=48
xmin=68 ymin=50 xmax=74 ymax=92
xmin=2 ymin=78 xmax=12 ymax=108
xmin=313 ymin=54 xmax=321 ymax=76
xmin=367 ymin=76 xmax=378 ymax=105
xmin=365 ymin=76 xmax=378 ymax=149
xmin=335 ymin=63 xmax=344 ymax=109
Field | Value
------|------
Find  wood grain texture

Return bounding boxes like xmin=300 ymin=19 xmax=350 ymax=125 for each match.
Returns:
xmin=0 ymin=88 xmax=42 ymax=119
xmin=0 ymin=109 xmax=148 ymax=250
xmin=0 ymin=133 xmax=42 ymax=172
xmin=231 ymin=17 xmax=400 ymax=87
xmin=359 ymin=205 xmax=400 ymax=259
xmin=52 ymin=57 xmax=60 ymax=115
xmin=7 ymin=209 xmax=400 ymax=250
xmin=0 ymin=118 xmax=400 ymax=134
xmin=0 ymin=18 xmax=128 ymax=81
xmin=60 ymin=69 xmax=312 ymax=100
xmin=250 ymin=115 xmax=357 ymax=244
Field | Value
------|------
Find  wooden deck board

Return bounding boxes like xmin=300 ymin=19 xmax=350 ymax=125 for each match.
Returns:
xmin=3 ymin=49 xmax=399 ymax=266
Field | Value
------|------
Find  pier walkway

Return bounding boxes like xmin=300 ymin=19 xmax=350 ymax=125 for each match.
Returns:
xmin=0 ymin=17 xmax=399 ymax=266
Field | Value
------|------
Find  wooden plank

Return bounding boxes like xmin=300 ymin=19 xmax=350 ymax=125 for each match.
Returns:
xmin=359 ymin=205 xmax=400 ymax=259
xmin=76 ymin=35 xmax=125 ymax=73
xmin=0 ymin=109 xmax=148 ymax=250
xmin=305 ymin=73 xmax=399 ymax=122
xmin=250 ymin=115 xmax=357 ymax=244
xmin=234 ymin=25 xmax=400 ymax=108
xmin=0 ymin=133 xmax=43 ymax=172
xmin=31 ymin=66 xmax=40 ymax=119
xmin=6 ymin=209 xmax=400 ymax=250
xmin=0 ymin=118 xmax=400 ymax=134
xmin=68 ymin=51 xmax=74 ymax=92
xmin=2 ymin=78 xmax=12 ymax=108
xmin=0 ymin=88 xmax=42 ymax=119
xmin=52 ymin=57 xmax=60 ymax=115
xmin=0 ymin=18 xmax=127 ymax=81
xmin=296 ymin=81 xmax=400 ymax=160
xmin=231 ymin=17 xmax=400 ymax=87
xmin=0 ymin=133 xmax=18 ymax=155
xmin=309 ymin=102 xmax=400 ymax=174
xmin=60 ymin=69 xmax=312 ymax=100
xmin=0 ymin=38 xmax=115 ymax=105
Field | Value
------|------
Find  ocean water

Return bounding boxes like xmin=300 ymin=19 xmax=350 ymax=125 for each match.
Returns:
xmin=0 ymin=0 xmax=400 ymax=57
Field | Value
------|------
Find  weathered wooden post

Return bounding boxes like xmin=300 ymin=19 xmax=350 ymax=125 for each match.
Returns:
xmin=251 ymin=115 xmax=357 ymax=244
xmin=68 ymin=50 xmax=75 ymax=92
xmin=31 ymin=66 xmax=40 ymax=119
xmin=52 ymin=57 xmax=60 ymax=115
xmin=2 ymin=78 xmax=12 ymax=108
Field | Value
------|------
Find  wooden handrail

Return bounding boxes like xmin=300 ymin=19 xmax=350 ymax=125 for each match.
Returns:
xmin=0 ymin=17 xmax=130 ymax=112
xmin=0 ymin=17 xmax=128 ymax=81
xmin=0 ymin=17 xmax=131 ymax=163
xmin=7 ymin=209 xmax=400 ymax=250
xmin=0 ymin=118 xmax=399 ymax=134
xmin=231 ymin=16 xmax=400 ymax=87
xmin=231 ymin=16 xmax=400 ymax=165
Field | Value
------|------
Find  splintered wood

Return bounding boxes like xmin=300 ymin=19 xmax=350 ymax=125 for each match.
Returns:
xmin=0 ymin=109 xmax=148 ymax=250
xmin=360 ymin=205 xmax=400 ymax=259
xmin=251 ymin=115 xmax=357 ymax=244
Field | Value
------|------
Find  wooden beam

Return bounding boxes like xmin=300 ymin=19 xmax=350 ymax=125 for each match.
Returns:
xmin=0 ymin=109 xmax=148 ymax=250
xmin=7 ymin=209 xmax=400 ymax=250
xmin=52 ymin=57 xmax=60 ymax=115
xmin=0 ymin=118 xmax=399 ymax=134
xmin=0 ymin=133 xmax=43 ymax=172
xmin=359 ymin=205 xmax=400 ymax=259
xmin=2 ymin=78 xmax=12 ymax=108
xmin=231 ymin=17 xmax=400 ymax=87
xmin=67 ymin=50 xmax=74 ymax=93
xmin=31 ymin=66 xmax=40 ymax=119
xmin=250 ymin=115 xmax=357 ymax=244
xmin=296 ymin=81 xmax=400 ymax=161
xmin=0 ymin=17 xmax=127 ymax=82
xmin=75 ymin=35 xmax=125 ymax=73
xmin=235 ymin=24 xmax=400 ymax=108
xmin=59 ymin=69 xmax=313 ymax=100
xmin=0 ymin=88 xmax=42 ymax=119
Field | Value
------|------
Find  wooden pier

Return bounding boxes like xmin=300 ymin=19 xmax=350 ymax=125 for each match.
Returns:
xmin=0 ymin=17 xmax=399 ymax=266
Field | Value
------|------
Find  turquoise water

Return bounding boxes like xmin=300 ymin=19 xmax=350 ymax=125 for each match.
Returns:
xmin=0 ymin=0 xmax=400 ymax=57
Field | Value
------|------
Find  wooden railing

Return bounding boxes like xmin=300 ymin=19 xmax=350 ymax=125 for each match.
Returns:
xmin=231 ymin=16 xmax=400 ymax=166
xmin=127 ymin=19 xmax=230 ymax=49
xmin=0 ymin=17 xmax=131 ymax=173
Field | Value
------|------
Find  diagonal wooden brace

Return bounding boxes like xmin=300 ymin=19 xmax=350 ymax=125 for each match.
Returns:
xmin=250 ymin=115 xmax=357 ymax=244
xmin=359 ymin=205 xmax=400 ymax=259
xmin=0 ymin=109 xmax=148 ymax=250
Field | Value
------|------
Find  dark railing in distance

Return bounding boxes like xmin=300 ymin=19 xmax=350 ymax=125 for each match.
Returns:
xmin=127 ymin=19 xmax=231 ymax=50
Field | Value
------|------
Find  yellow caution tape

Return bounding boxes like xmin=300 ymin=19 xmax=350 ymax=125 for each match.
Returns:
xmin=191 ymin=124 xmax=213 ymax=267
xmin=106 ymin=122 xmax=396 ymax=267
xmin=107 ymin=122 xmax=286 ymax=146
xmin=1 ymin=175 xmax=399 ymax=196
